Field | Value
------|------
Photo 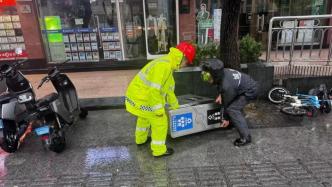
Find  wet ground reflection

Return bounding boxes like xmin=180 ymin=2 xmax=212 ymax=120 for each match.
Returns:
xmin=0 ymin=150 xmax=8 ymax=179
xmin=85 ymin=146 xmax=130 ymax=169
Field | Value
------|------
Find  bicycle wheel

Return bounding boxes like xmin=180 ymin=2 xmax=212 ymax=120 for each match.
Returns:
xmin=281 ymin=106 xmax=307 ymax=116
xmin=321 ymin=101 xmax=331 ymax=114
xmin=268 ymin=87 xmax=290 ymax=104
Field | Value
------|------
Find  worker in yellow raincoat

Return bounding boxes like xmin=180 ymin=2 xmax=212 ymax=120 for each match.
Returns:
xmin=125 ymin=42 xmax=196 ymax=157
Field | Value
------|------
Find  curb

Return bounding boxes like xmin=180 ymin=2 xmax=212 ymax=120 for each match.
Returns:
xmin=79 ymin=97 xmax=125 ymax=111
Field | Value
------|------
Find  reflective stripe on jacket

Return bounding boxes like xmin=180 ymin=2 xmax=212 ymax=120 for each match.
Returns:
xmin=125 ymin=48 xmax=182 ymax=117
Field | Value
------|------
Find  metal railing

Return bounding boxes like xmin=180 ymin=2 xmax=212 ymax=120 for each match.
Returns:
xmin=267 ymin=15 xmax=332 ymax=66
xmin=267 ymin=15 xmax=332 ymax=80
xmin=274 ymin=65 xmax=332 ymax=80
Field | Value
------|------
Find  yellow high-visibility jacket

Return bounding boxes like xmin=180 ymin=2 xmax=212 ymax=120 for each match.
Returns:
xmin=125 ymin=47 xmax=183 ymax=118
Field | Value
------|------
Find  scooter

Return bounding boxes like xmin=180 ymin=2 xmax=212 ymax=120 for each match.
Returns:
xmin=0 ymin=49 xmax=36 ymax=153
xmin=35 ymin=65 xmax=88 ymax=153
xmin=0 ymin=48 xmax=88 ymax=153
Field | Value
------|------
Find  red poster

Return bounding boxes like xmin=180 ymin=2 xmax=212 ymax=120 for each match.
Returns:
xmin=0 ymin=50 xmax=28 ymax=61
xmin=208 ymin=29 xmax=213 ymax=38
xmin=0 ymin=0 xmax=16 ymax=7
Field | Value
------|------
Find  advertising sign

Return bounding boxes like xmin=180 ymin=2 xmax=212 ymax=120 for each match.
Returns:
xmin=213 ymin=9 xmax=222 ymax=41
xmin=0 ymin=50 xmax=27 ymax=60
xmin=44 ymin=16 xmax=65 ymax=61
xmin=0 ymin=0 xmax=16 ymax=6
xmin=44 ymin=16 xmax=63 ymax=43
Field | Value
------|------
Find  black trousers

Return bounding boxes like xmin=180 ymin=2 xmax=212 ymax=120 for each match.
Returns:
xmin=225 ymin=95 xmax=250 ymax=139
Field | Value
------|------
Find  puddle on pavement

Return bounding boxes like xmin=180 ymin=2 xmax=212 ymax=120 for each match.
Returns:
xmin=0 ymin=149 xmax=9 ymax=180
xmin=85 ymin=146 xmax=131 ymax=169
xmin=244 ymin=103 xmax=268 ymax=120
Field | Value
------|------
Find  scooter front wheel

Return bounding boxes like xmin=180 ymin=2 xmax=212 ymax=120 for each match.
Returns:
xmin=79 ymin=108 xmax=88 ymax=119
xmin=1 ymin=136 xmax=18 ymax=153
xmin=0 ymin=120 xmax=19 ymax=153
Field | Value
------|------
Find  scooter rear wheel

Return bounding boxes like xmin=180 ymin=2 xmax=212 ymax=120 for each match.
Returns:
xmin=49 ymin=131 xmax=66 ymax=153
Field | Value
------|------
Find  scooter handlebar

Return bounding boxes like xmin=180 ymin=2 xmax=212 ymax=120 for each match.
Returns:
xmin=13 ymin=59 xmax=28 ymax=67
xmin=37 ymin=76 xmax=49 ymax=89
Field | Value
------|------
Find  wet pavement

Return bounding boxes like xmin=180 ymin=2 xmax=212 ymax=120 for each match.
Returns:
xmin=0 ymin=102 xmax=331 ymax=186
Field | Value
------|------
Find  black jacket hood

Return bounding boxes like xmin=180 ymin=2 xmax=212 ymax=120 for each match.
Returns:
xmin=201 ymin=58 xmax=224 ymax=84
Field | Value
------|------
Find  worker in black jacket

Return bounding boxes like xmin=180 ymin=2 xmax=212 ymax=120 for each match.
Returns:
xmin=201 ymin=59 xmax=258 ymax=146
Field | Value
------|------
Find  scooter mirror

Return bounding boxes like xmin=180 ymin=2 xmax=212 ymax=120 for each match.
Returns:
xmin=15 ymin=48 xmax=23 ymax=55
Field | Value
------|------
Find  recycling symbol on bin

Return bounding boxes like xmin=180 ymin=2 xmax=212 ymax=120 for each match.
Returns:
xmin=172 ymin=113 xmax=193 ymax=132
xmin=177 ymin=116 xmax=192 ymax=128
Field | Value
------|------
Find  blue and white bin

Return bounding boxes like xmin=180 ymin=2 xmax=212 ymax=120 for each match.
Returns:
xmin=168 ymin=95 xmax=222 ymax=138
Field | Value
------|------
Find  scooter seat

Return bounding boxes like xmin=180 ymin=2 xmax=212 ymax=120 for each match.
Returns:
xmin=0 ymin=93 xmax=14 ymax=104
xmin=36 ymin=93 xmax=58 ymax=108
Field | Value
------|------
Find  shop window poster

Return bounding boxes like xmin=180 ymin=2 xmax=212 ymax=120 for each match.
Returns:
xmin=311 ymin=0 xmax=325 ymax=15
xmin=92 ymin=52 xmax=99 ymax=60
xmin=196 ymin=0 xmax=221 ymax=46
xmin=63 ymin=35 xmax=69 ymax=43
xmin=90 ymin=33 xmax=97 ymax=42
xmin=86 ymin=52 xmax=93 ymax=60
xmin=0 ymin=10 xmax=28 ymax=60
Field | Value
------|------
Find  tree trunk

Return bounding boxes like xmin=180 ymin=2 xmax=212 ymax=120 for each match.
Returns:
xmin=220 ymin=0 xmax=241 ymax=70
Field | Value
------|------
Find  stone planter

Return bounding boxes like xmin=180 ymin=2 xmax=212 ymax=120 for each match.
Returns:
xmin=242 ymin=62 xmax=274 ymax=98
xmin=284 ymin=77 xmax=332 ymax=94
xmin=174 ymin=63 xmax=274 ymax=99
xmin=174 ymin=67 xmax=217 ymax=98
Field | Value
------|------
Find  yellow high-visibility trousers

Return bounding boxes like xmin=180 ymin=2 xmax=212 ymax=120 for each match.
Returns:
xmin=135 ymin=115 xmax=168 ymax=156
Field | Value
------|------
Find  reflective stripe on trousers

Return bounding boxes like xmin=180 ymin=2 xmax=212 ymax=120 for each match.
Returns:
xmin=151 ymin=140 xmax=166 ymax=145
xmin=135 ymin=116 xmax=168 ymax=156
xmin=136 ymin=127 xmax=148 ymax=132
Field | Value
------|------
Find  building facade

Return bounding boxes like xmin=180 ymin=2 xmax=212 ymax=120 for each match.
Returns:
xmin=0 ymin=0 xmax=331 ymax=70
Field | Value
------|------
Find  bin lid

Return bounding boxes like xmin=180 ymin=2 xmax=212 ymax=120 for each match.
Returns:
xmin=177 ymin=94 xmax=214 ymax=107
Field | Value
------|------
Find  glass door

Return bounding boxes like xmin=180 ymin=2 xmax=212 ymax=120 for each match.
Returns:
xmin=117 ymin=0 xmax=146 ymax=60
xmin=142 ymin=0 xmax=179 ymax=60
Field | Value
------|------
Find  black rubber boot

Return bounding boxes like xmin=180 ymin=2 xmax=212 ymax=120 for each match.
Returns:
xmin=154 ymin=148 xmax=174 ymax=157
xmin=234 ymin=135 xmax=252 ymax=147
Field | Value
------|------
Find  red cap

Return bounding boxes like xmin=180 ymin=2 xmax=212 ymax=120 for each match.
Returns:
xmin=176 ymin=42 xmax=196 ymax=64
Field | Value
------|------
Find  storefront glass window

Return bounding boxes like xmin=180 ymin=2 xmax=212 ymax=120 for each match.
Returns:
xmin=37 ymin=0 xmax=148 ymax=63
xmin=144 ymin=0 xmax=177 ymax=55
xmin=236 ymin=0 xmax=329 ymax=48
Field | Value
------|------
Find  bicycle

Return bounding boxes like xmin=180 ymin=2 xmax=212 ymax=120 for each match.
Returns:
xmin=268 ymin=85 xmax=332 ymax=117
